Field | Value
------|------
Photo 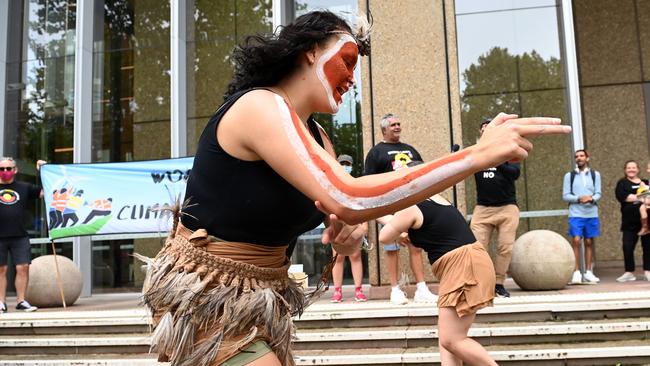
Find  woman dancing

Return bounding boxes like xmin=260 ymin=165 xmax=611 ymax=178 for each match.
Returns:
xmin=140 ymin=10 xmax=570 ymax=366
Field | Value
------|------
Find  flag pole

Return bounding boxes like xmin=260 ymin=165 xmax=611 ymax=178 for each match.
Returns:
xmin=50 ymin=241 xmax=67 ymax=308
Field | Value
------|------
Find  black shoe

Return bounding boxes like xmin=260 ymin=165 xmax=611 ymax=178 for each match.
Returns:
xmin=495 ymin=284 xmax=510 ymax=298
xmin=0 ymin=302 xmax=6 ymax=314
xmin=16 ymin=300 xmax=38 ymax=312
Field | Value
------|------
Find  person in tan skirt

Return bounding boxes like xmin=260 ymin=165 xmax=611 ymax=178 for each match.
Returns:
xmin=138 ymin=10 xmax=570 ymax=366
xmin=379 ymin=190 xmax=497 ymax=366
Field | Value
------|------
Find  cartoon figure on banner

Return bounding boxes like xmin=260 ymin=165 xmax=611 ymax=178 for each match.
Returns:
xmin=51 ymin=187 xmax=73 ymax=229
xmin=82 ymin=198 xmax=113 ymax=225
xmin=61 ymin=189 xmax=86 ymax=228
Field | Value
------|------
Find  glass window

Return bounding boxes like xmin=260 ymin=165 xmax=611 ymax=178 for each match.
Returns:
xmin=186 ymin=0 xmax=273 ymax=153
xmin=456 ymin=1 xmax=572 ymax=233
xmin=92 ymin=0 xmax=171 ymax=163
xmin=4 ymin=0 xmax=77 ymax=238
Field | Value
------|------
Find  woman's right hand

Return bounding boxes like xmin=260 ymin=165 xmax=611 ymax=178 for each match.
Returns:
xmin=472 ymin=113 xmax=570 ymax=169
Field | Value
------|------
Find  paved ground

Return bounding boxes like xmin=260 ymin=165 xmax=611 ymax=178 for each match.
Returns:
xmin=2 ymin=266 xmax=648 ymax=314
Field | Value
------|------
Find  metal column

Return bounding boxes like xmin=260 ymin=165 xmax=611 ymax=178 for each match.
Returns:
xmin=170 ymin=0 xmax=188 ymax=158
xmin=0 ymin=0 xmax=9 ymax=155
xmin=560 ymin=0 xmax=584 ymax=151
xmin=73 ymin=0 xmax=95 ymax=297
xmin=273 ymin=0 xmax=294 ymax=31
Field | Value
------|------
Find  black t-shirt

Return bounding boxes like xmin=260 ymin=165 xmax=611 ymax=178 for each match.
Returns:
xmin=474 ymin=162 xmax=520 ymax=206
xmin=0 ymin=181 xmax=41 ymax=238
xmin=363 ymin=142 xmax=422 ymax=175
xmin=181 ymin=89 xmax=325 ymax=246
xmin=408 ymin=199 xmax=476 ymax=264
xmin=615 ymin=178 xmax=648 ymax=232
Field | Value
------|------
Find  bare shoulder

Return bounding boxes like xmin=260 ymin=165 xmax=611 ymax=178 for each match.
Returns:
xmin=227 ymin=89 xmax=282 ymax=120
xmin=218 ymin=89 xmax=284 ymax=160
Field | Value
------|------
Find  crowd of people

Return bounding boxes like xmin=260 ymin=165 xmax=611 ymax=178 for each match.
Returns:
xmin=1 ymin=8 xmax=648 ymax=366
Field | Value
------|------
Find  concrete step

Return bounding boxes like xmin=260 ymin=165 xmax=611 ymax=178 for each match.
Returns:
xmin=2 ymin=341 xmax=649 ymax=366
xmin=293 ymin=340 xmax=650 ymax=365
xmin=0 ymin=334 xmax=151 ymax=355
xmin=2 ymin=291 xmax=649 ymax=334
xmin=0 ymin=355 xmax=161 ymax=366
xmin=2 ymin=317 xmax=648 ymax=355
xmin=295 ymin=295 xmax=650 ymax=328
xmin=293 ymin=317 xmax=650 ymax=350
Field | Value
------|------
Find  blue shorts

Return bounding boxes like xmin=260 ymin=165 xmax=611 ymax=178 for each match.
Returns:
xmin=568 ymin=217 xmax=600 ymax=239
xmin=383 ymin=243 xmax=401 ymax=251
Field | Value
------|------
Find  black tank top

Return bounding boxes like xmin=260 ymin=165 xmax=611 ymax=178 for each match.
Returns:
xmin=408 ymin=199 xmax=476 ymax=264
xmin=182 ymin=89 xmax=326 ymax=246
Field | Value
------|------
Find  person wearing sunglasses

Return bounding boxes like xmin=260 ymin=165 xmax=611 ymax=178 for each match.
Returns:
xmin=0 ymin=157 xmax=46 ymax=314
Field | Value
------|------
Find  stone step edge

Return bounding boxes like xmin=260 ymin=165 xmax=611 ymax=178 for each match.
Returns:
xmin=1 ymin=346 xmax=649 ymax=365
xmin=0 ymin=335 xmax=151 ymax=347
xmin=294 ymin=345 xmax=650 ymax=365
xmin=298 ymin=298 xmax=650 ymax=321
xmin=2 ymin=320 xmax=649 ymax=347
xmin=296 ymin=320 xmax=650 ymax=342
xmin=0 ymin=360 xmax=161 ymax=366
xmin=307 ymin=289 xmax=650 ymax=312
xmin=3 ymin=298 xmax=649 ymax=327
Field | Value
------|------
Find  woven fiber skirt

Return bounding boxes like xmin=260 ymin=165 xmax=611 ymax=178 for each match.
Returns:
xmin=432 ymin=242 xmax=495 ymax=317
xmin=137 ymin=224 xmax=310 ymax=366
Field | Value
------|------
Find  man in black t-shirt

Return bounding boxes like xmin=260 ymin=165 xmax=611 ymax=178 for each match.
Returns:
xmin=364 ymin=114 xmax=436 ymax=305
xmin=470 ymin=119 xmax=520 ymax=298
xmin=0 ymin=157 xmax=45 ymax=313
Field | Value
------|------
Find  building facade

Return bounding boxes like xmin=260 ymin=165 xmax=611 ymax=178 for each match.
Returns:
xmin=1 ymin=0 xmax=649 ymax=293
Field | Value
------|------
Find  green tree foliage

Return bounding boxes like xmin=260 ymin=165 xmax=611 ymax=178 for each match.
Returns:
xmin=460 ymin=46 xmax=571 ymax=234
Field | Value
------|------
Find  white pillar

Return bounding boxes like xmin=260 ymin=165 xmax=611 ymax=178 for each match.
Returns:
xmin=73 ymin=0 xmax=95 ymax=297
xmin=170 ymin=0 xmax=187 ymax=158
xmin=560 ymin=0 xmax=584 ymax=151
xmin=0 ymin=0 xmax=9 ymax=155
xmin=273 ymin=0 xmax=294 ymax=31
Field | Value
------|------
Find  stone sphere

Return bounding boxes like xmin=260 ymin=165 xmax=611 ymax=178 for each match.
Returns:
xmin=26 ymin=255 xmax=83 ymax=307
xmin=510 ymin=230 xmax=574 ymax=290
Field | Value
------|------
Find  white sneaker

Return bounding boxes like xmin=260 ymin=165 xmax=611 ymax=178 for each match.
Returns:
xmin=584 ymin=270 xmax=600 ymax=283
xmin=570 ymin=270 xmax=582 ymax=284
xmin=645 ymin=271 xmax=650 ymax=281
xmin=616 ymin=272 xmax=636 ymax=282
xmin=390 ymin=289 xmax=408 ymax=305
xmin=414 ymin=288 xmax=438 ymax=303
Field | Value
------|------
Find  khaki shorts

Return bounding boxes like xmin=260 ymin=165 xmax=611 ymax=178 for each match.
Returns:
xmin=432 ymin=242 xmax=495 ymax=317
xmin=221 ymin=340 xmax=272 ymax=366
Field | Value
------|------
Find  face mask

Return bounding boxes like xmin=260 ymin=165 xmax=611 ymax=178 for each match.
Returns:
xmin=343 ymin=165 xmax=353 ymax=174
xmin=0 ymin=170 xmax=15 ymax=182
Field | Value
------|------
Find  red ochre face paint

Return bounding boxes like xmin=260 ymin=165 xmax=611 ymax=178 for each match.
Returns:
xmin=316 ymin=34 xmax=358 ymax=113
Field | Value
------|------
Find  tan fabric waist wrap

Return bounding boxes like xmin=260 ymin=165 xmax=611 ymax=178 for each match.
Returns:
xmin=175 ymin=224 xmax=288 ymax=269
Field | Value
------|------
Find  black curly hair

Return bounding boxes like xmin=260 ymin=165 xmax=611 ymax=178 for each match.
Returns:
xmin=224 ymin=11 xmax=357 ymax=100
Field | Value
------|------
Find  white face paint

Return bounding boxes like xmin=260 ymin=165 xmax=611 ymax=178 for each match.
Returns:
xmin=274 ymin=95 xmax=473 ymax=210
xmin=343 ymin=165 xmax=353 ymax=174
xmin=315 ymin=34 xmax=357 ymax=113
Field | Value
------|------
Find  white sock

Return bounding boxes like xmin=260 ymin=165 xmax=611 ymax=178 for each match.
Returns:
xmin=391 ymin=285 xmax=401 ymax=292
xmin=416 ymin=281 xmax=428 ymax=292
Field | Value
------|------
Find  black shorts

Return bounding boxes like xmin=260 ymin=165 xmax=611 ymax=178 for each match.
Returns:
xmin=0 ymin=236 xmax=32 ymax=266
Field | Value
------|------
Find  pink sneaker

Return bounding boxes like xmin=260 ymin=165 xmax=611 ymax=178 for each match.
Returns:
xmin=331 ymin=288 xmax=343 ymax=303
xmin=354 ymin=288 xmax=367 ymax=302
